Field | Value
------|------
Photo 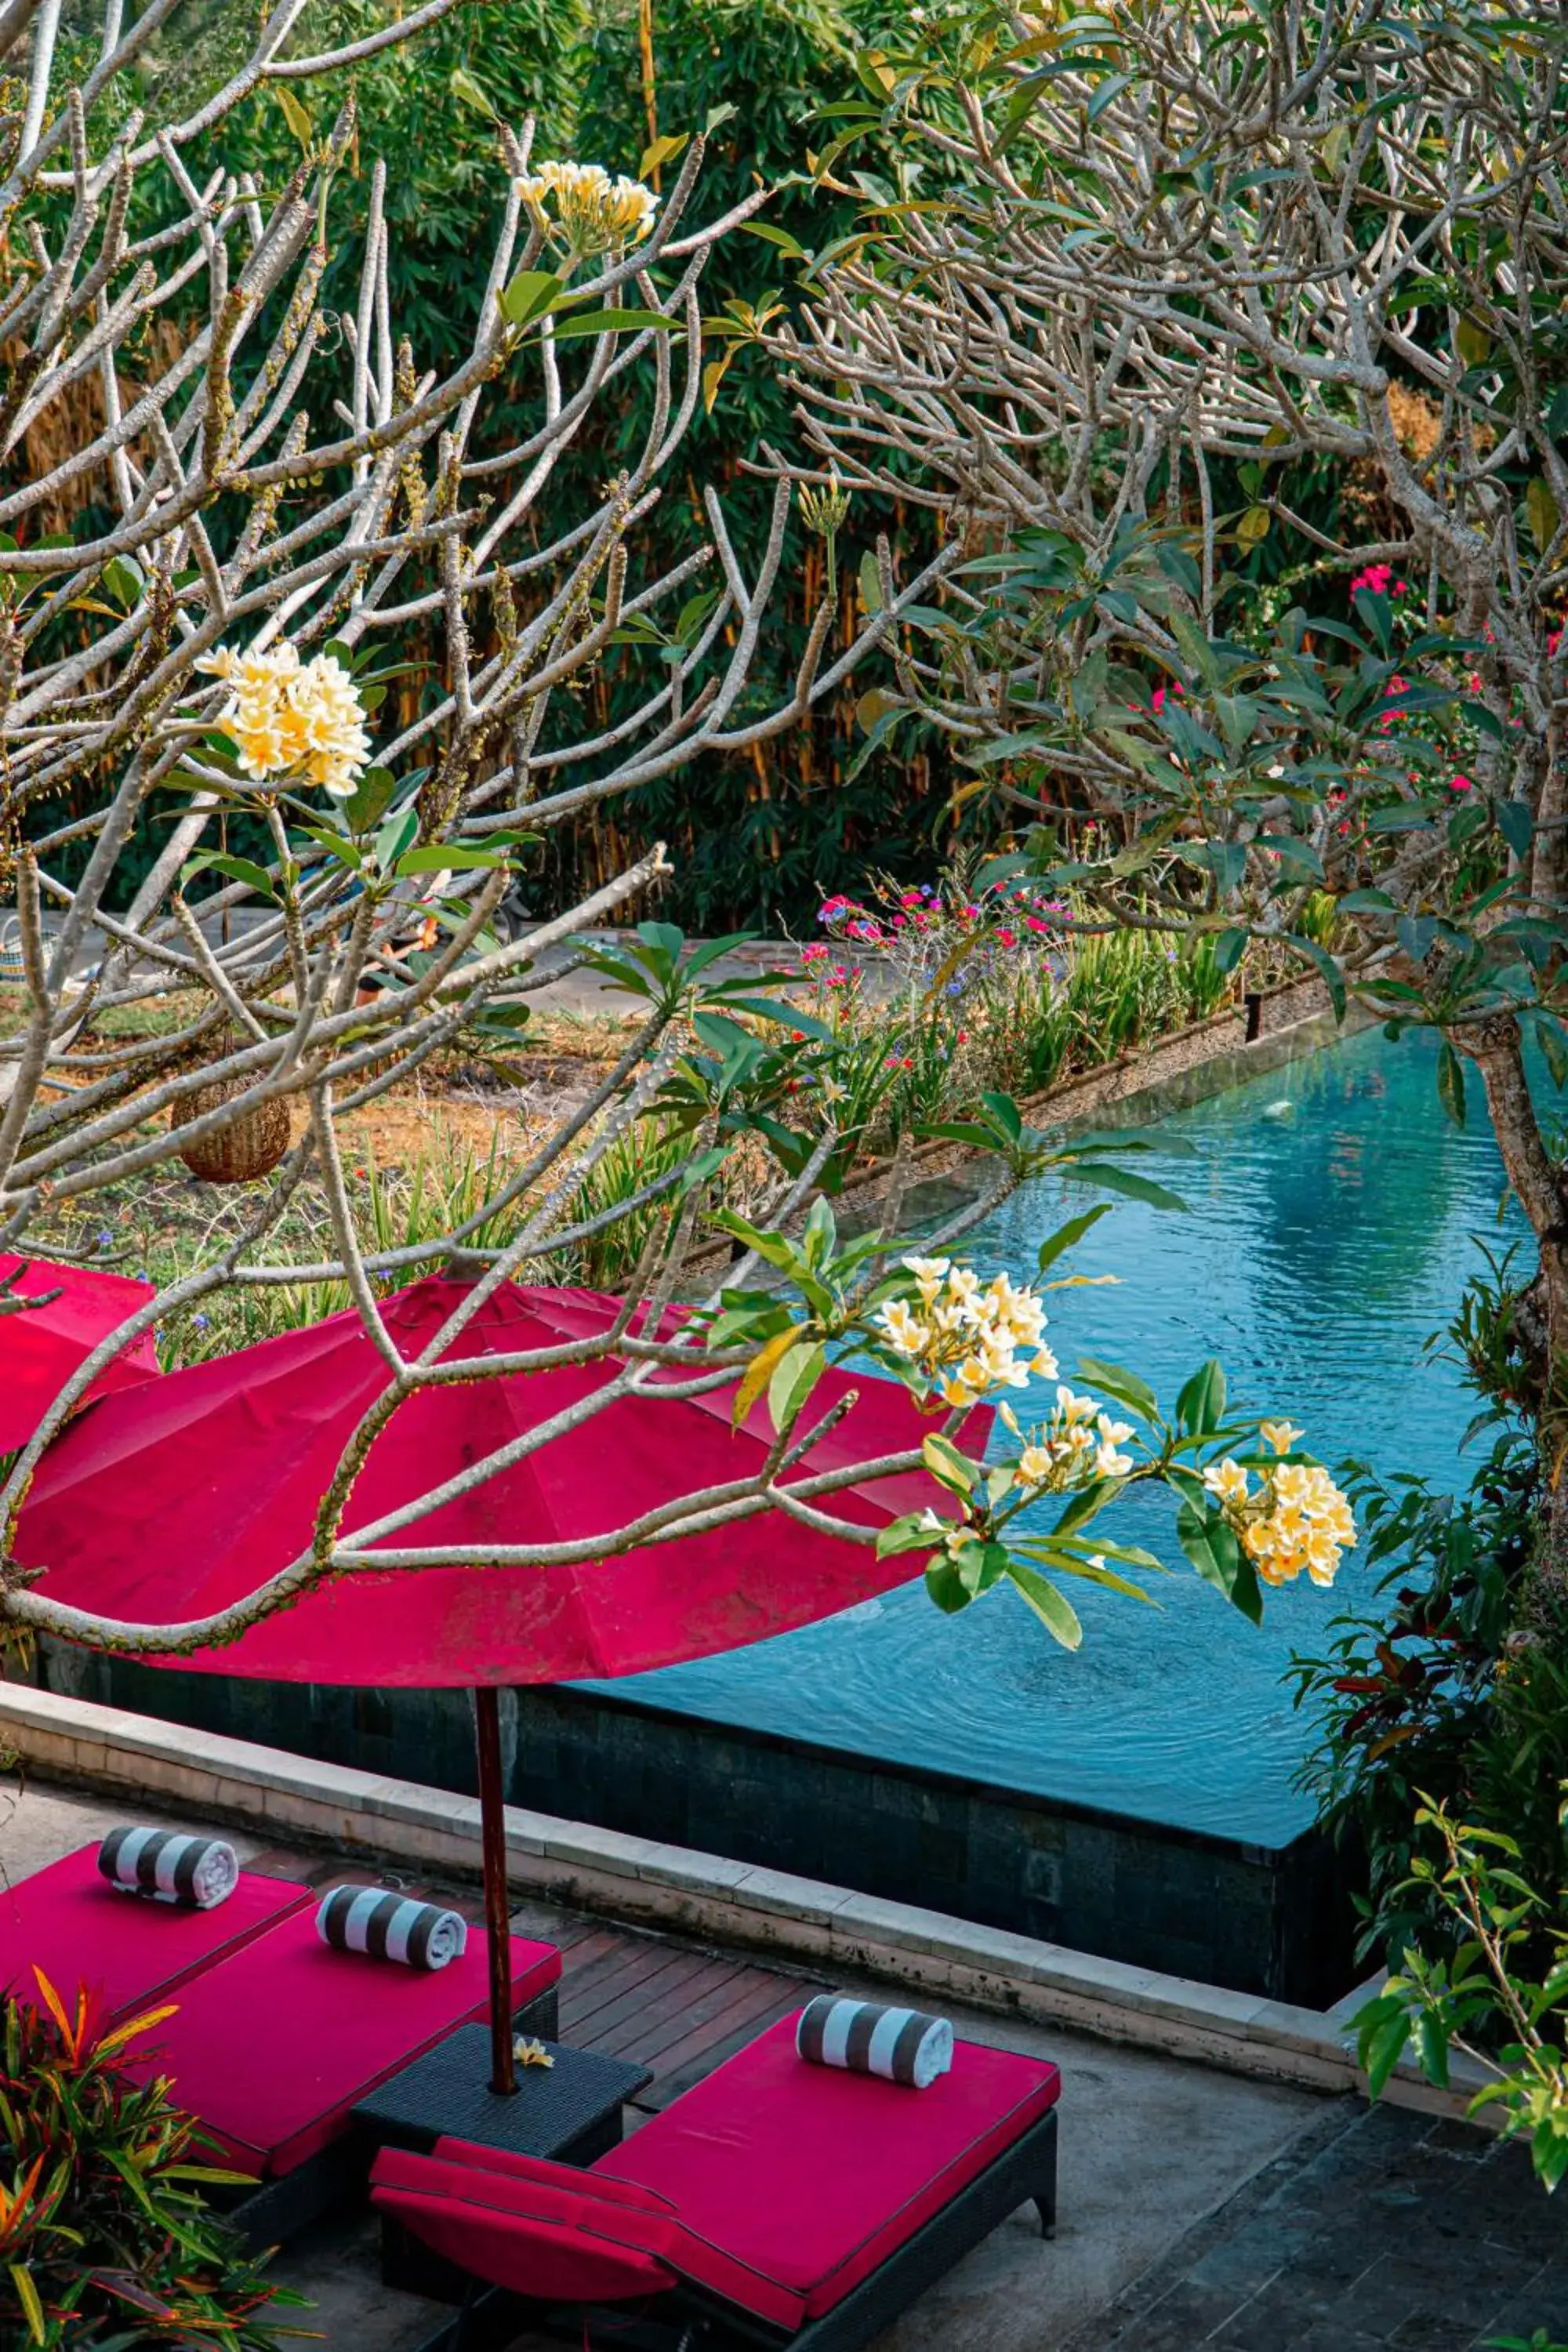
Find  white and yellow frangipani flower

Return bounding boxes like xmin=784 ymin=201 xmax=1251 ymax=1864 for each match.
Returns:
xmin=198 ymin=639 xmax=372 ymax=795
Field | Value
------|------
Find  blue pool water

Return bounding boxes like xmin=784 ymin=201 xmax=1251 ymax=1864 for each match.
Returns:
xmin=596 ymin=1027 xmax=1544 ymax=1847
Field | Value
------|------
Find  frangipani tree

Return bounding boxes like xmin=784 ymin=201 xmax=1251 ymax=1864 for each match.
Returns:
xmin=0 ymin=0 xmax=1348 ymax=1675
xmin=771 ymin=0 xmax=1568 ymax=1515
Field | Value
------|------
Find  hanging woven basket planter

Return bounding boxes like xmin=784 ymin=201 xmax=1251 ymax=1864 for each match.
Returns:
xmin=171 ymin=1062 xmax=291 ymax=1185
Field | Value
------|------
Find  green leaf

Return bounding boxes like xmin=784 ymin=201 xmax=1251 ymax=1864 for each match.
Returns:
xmin=449 ymin=65 xmax=495 ymax=117
xmin=641 ymin=132 xmax=690 ymax=177
xmin=1036 ymin=1201 xmax=1113 ymax=1275
xmin=1007 ymin=1563 xmax=1083 ymax=1649
xmin=343 ymin=765 xmax=399 ymax=833
xmin=1288 ymin=931 xmax=1347 ymax=1021
xmin=101 ymin=554 xmax=144 ymax=609
xmin=877 ymin=1512 xmax=943 ymax=1559
xmin=1436 ymin=1038 xmax=1467 ymax=1127
xmin=374 ymin=806 xmax=419 ymax=869
xmin=550 ymin=308 xmax=677 ymax=340
xmin=1526 ymin=477 xmax=1561 ymax=557
xmin=924 ymin=1557 xmax=972 ymax=1613
xmin=499 ymin=269 xmax=565 ymax=326
xmin=273 ymin=85 xmax=313 ymax=150
xmin=739 ymin=218 xmax=807 ymax=260
xmin=1175 ymin=1359 xmax=1227 ymax=1436
xmin=705 ymin=100 xmax=739 ymax=136
xmin=922 ymin=1432 xmax=977 ymax=1496
xmin=980 ymin=1090 xmax=1024 ymax=1143
xmin=732 ymin=1324 xmax=803 ymax=1428
xmin=180 ymin=851 xmax=276 ymax=899
xmin=1495 ymin=798 xmax=1535 ymax=862
xmin=768 ymin=1339 xmax=825 ymax=1434
xmin=1363 ymin=2009 xmax=1414 ymax=2099
xmin=395 ymin=844 xmax=512 ymax=874
xmin=1060 ymin=1161 xmax=1189 ymax=1213
xmin=1076 ymin=1356 xmax=1158 ymax=1422
xmin=1532 ymin=1011 xmax=1568 ymax=1090
xmin=1176 ymin=1500 xmax=1261 ymax=1623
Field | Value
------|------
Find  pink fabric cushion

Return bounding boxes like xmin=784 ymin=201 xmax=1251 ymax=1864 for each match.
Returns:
xmin=0 ymin=1845 xmax=308 ymax=2027
xmin=595 ymin=2014 xmax=1062 ymax=2323
xmin=129 ymin=1911 xmax=561 ymax=2178
xmin=430 ymin=2140 xmax=677 ymax=2217
xmin=372 ymin=2145 xmax=677 ymax=2302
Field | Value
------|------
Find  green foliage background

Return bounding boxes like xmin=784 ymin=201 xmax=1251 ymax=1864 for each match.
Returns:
xmin=46 ymin=0 xmax=964 ymax=928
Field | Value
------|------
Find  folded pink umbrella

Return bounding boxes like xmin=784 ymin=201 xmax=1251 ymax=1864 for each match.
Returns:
xmin=16 ymin=1277 xmax=984 ymax=2091
xmin=0 ymin=1255 xmax=159 ymax=1453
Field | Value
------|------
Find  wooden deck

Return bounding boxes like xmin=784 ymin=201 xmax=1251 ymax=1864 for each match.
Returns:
xmin=253 ymin=1842 xmax=826 ymax=2111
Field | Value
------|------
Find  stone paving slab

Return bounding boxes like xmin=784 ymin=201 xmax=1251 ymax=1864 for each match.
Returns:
xmin=1067 ymin=2101 xmax=1568 ymax=2352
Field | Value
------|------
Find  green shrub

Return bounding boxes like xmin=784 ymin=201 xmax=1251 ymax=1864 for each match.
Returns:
xmin=0 ymin=1974 xmax=304 ymax=2348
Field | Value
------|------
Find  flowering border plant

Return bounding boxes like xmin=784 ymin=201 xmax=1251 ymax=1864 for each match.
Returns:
xmin=704 ymin=1098 xmax=1355 ymax=1651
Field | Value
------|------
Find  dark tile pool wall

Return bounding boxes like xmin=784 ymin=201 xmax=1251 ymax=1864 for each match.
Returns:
xmin=49 ymin=1652 xmax=1352 ymax=2005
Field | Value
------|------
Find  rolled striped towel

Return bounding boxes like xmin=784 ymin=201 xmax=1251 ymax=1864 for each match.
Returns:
xmin=97 ymin=1827 xmax=238 ymax=1911
xmin=314 ymin=1885 xmax=468 ymax=1971
xmin=796 ymin=1994 xmax=954 ymax=2089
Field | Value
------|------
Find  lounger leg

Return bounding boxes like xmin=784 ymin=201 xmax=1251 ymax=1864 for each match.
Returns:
xmin=1033 ymin=2111 xmax=1059 ymax=2241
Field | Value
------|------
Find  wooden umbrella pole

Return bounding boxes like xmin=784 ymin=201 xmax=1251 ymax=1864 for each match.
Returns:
xmin=474 ymin=1686 xmax=517 ymax=2097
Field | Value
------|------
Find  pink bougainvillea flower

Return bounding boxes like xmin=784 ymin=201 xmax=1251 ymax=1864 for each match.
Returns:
xmin=1447 ymin=775 xmax=1473 ymax=793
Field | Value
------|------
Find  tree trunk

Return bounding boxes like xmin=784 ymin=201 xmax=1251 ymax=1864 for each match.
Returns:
xmin=1458 ymin=1014 xmax=1568 ymax=1561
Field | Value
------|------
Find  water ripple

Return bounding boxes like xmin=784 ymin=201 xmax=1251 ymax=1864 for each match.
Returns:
xmin=597 ymin=1028 xmax=1537 ymax=1847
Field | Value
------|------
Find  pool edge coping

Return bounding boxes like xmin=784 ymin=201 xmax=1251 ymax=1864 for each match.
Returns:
xmin=0 ymin=1680 xmax=1490 ymax=2126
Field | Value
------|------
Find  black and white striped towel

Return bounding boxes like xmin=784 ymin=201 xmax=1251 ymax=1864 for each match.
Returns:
xmin=796 ymin=1994 xmax=954 ymax=2089
xmin=97 ymin=1827 xmax=239 ymax=1911
xmin=314 ymin=1886 xmax=468 ymax=1971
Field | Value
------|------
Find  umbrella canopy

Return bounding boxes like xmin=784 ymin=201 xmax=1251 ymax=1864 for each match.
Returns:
xmin=0 ymin=1256 xmax=159 ymax=1454
xmin=16 ymin=1276 xmax=984 ymax=2098
xmin=14 ymin=1277 xmax=975 ymax=1684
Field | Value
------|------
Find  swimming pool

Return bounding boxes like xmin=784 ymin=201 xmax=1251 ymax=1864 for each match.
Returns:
xmin=590 ymin=1023 xmax=1537 ymax=1849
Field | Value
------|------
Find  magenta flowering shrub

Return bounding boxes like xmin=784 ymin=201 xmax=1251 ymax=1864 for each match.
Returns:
xmin=772 ymin=864 xmax=1240 ymax=1152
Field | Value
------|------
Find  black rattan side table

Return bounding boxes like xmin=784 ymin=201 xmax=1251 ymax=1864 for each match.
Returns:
xmin=354 ymin=2023 xmax=652 ymax=2168
xmin=354 ymin=2024 xmax=653 ymax=2299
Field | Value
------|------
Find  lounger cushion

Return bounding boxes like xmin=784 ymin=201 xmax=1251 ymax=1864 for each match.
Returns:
xmin=372 ymin=2144 xmax=677 ymax=2302
xmin=597 ymin=2015 xmax=1061 ymax=2323
xmin=129 ymin=1910 xmax=561 ymax=2179
xmin=0 ymin=1844 xmax=308 ymax=2026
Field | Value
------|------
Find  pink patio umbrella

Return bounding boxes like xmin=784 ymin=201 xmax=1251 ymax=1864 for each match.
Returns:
xmin=15 ymin=1277 xmax=985 ymax=2089
xmin=0 ymin=1255 xmax=159 ymax=1454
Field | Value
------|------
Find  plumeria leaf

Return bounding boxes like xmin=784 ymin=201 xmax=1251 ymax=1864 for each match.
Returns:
xmin=731 ymin=1324 xmax=804 ymax=1428
xmin=1175 ymin=1359 xmax=1226 ymax=1435
xmin=1036 ymin=1202 xmax=1113 ymax=1273
xmin=924 ymin=1557 xmax=973 ymax=1612
xmin=877 ymin=1512 xmax=944 ymax=1558
xmin=768 ymin=1338 xmax=825 ymax=1433
xmin=921 ymin=1432 xmax=977 ymax=1495
xmin=180 ymin=851 xmax=277 ymax=900
xmin=1007 ymin=1563 xmax=1083 ymax=1648
xmin=1076 ymin=1357 xmax=1158 ymax=1421
xmin=1059 ymin=1161 xmax=1189 ymax=1212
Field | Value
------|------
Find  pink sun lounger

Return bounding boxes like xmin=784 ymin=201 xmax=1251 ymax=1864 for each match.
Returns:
xmin=130 ymin=1903 xmax=563 ymax=2246
xmin=372 ymin=2014 xmax=1060 ymax=2352
xmin=0 ymin=1842 xmax=308 ymax=2025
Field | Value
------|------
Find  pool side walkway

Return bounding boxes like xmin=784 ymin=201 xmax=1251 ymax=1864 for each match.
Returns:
xmin=4 ymin=1705 xmax=1564 ymax=2349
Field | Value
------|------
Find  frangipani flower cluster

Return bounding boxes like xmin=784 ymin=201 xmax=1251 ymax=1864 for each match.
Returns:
xmin=198 ymin=640 xmax=371 ymax=796
xmin=514 ymin=161 xmax=659 ymax=258
xmin=875 ymin=1255 xmax=1056 ymax=1408
xmin=1202 ymin=1421 xmax=1356 ymax=1588
xmin=1010 ymin=1387 xmax=1138 ymax=1491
